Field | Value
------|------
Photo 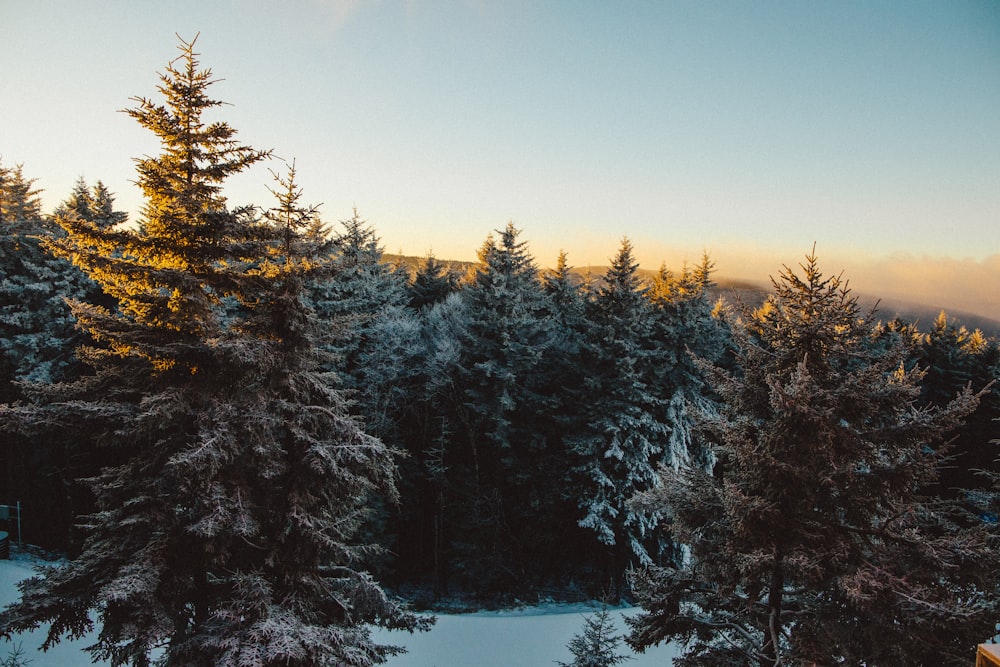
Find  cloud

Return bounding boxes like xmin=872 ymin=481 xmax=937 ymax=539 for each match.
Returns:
xmin=708 ymin=247 xmax=1000 ymax=324
xmin=841 ymin=253 xmax=1000 ymax=322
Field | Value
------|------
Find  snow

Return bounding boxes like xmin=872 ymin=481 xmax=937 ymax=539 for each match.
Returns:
xmin=0 ymin=553 xmax=107 ymax=666
xmin=0 ymin=551 xmax=679 ymax=666
xmin=374 ymin=603 xmax=680 ymax=666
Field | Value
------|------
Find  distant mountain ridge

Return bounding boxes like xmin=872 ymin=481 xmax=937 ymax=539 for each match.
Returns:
xmin=384 ymin=254 xmax=1000 ymax=338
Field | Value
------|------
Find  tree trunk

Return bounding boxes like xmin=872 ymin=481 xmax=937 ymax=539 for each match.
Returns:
xmin=762 ymin=548 xmax=784 ymax=667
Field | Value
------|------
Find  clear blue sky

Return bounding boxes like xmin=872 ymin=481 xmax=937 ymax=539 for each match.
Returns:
xmin=3 ymin=1 xmax=999 ymax=317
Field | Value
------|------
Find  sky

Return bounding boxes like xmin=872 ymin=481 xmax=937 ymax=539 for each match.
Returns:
xmin=3 ymin=1 xmax=999 ymax=319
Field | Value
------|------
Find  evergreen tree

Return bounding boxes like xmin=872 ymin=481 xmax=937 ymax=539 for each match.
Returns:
xmin=441 ymin=222 xmax=565 ymax=593
xmin=388 ymin=290 xmax=470 ymax=595
xmin=915 ymin=311 xmax=1000 ymax=495
xmin=0 ymin=169 xmax=117 ymax=550
xmin=55 ymin=178 xmax=128 ymax=230
xmin=0 ymin=160 xmax=43 ymax=225
xmin=0 ymin=171 xmax=104 ymax=388
xmin=407 ymin=254 xmax=459 ymax=310
xmin=56 ymin=177 xmax=95 ymax=221
xmin=558 ymin=606 xmax=633 ymax=667
xmin=308 ymin=209 xmax=410 ymax=394
xmin=572 ymin=238 xmax=670 ymax=592
xmin=543 ymin=251 xmax=587 ymax=336
xmin=646 ymin=254 xmax=729 ymax=470
xmin=0 ymin=36 xmax=425 ymax=666
xmin=540 ymin=251 xmax=616 ymax=584
xmin=627 ymin=250 xmax=999 ymax=666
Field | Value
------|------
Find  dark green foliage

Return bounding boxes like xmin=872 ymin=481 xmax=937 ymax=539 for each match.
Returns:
xmin=915 ymin=311 xmax=1000 ymax=495
xmin=571 ymin=238 xmax=670 ymax=588
xmin=3 ymin=38 xmax=998 ymax=652
xmin=0 ymin=36 xmax=425 ymax=666
xmin=437 ymin=223 xmax=568 ymax=593
xmin=0 ymin=161 xmax=43 ymax=225
xmin=627 ymin=250 xmax=1000 ymax=666
xmin=558 ymin=606 xmax=633 ymax=667
xmin=407 ymin=254 xmax=459 ymax=310
xmin=0 ymin=169 xmax=120 ymax=552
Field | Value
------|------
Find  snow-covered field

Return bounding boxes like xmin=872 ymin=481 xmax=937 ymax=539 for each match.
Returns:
xmin=374 ymin=603 xmax=679 ymax=666
xmin=0 ymin=552 xmax=107 ymax=666
xmin=0 ymin=550 xmax=677 ymax=666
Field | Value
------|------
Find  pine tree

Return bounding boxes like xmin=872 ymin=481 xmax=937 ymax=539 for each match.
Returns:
xmin=0 ymin=171 xmax=104 ymax=388
xmin=915 ymin=311 xmax=1000 ymax=496
xmin=55 ymin=178 xmax=129 ymax=230
xmin=558 ymin=606 xmax=633 ymax=667
xmin=0 ymin=36 xmax=426 ymax=666
xmin=646 ymin=254 xmax=729 ymax=470
xmin=407 ymin=254 xmax=459 ymax=310
xmin=543 ymin=251 xmax=586 ymax=336
xmin=0 ymin=168 xmax=117 ymax=551
xmin=388 ymin=290 xmax=470 ymax=595
xmin=572 ymin=238 xmax=670 ymax=592
xmin=0 ymin=160 xmax=43 ymax=226
xmin=308 ymin=209 xmax=410 ymax=395
xmin=627 ymin=249 xmax=1000 ymax=666
xmin=438 ymin=222 xmax=565 ymax=593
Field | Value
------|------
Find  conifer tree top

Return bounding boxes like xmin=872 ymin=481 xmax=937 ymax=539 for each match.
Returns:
xmin=125 ymin=34 xmax=270 ymax=246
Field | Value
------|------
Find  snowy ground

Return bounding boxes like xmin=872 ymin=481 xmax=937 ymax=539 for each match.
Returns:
xmin=0 ymin=551 xmax=108 ymax=666
xmin=0 ymin=550 xmax=678 ymax=666
xmin=374 ymin=603 xmax=679 ymax=666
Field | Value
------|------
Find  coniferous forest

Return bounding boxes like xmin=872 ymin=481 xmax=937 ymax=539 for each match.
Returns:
xmin=1 ymin=37 xmax=998 ymax=667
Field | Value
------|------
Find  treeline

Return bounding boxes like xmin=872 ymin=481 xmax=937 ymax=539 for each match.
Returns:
xmin=1 ymin=36 xmax=998 ymax=665
xmin=3 ymin=155 xmax=998 ymax=604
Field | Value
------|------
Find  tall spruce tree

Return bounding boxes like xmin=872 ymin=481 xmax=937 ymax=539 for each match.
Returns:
xmin=388 ymin=290 xmax=470 ymax=595
xmin=0 ymin=170 xmax=106 ymax=389
xmin=319 ymin=210 xmax=413 ymax=432
xmin=0 ymin=36 xmax=425 ymax=666
xmin=443 ymin=222 xmax=563 ymax=593
xmin=627 ymin=250 xmax=999 ymax=666
xmin=572 ymin=238 xmax=671 ymax=593
xmin=54 ymin=178 xmax=129 ymax=230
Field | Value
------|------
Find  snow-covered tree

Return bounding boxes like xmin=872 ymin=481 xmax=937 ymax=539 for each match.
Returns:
xmin=558 ymin=606 xmax=633 ymax=667
xmin=0 ymin=36 xmax=426 ymax=666
xmin=646 ymin=254 xmax=729 ymax=470
xmin=441 ymin=222 xmax=567 ymax=591
xmin=627 ymin=249 xmax=1000 ymax=666
xmin=0 ymin=168 xmax=118 ymax=550
xmin=54 ymin=178 xmax=128 ymax=230
xmin=0 ymin=172 xmax=103 ymax=388
xmin=572 ymin=238 xmax=671 ymax=590
xmin=0 ymin=160 xmax=43 ymax=225
xmin=307 ymin=209 xmax=410 ymax=393
xmin=914 ymin=311 xmax=1000 ymax=496
xmin=543 ymin=251 xmax=588 ymax=346
xmin=407 ymin=254 xmax=459 ymax=310
xmin=383 ymin=290 xmax=470 ymax=594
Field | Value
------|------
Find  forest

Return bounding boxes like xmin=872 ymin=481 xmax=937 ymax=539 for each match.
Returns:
xmin=1 ymin=37 xmax=998 ymax=667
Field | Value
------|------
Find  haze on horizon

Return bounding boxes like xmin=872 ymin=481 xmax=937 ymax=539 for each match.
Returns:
xmin=3 ymin=1 xmax=998 ymax=321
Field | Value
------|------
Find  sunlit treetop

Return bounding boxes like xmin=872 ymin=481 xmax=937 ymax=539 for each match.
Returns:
xmin=47 ymin=34 xmax=272 ymax=356
xmin=125 ymin=34 xmax=270 ymax=261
